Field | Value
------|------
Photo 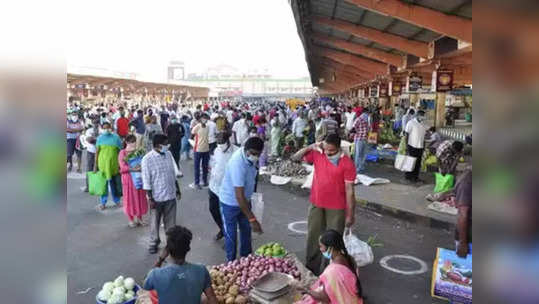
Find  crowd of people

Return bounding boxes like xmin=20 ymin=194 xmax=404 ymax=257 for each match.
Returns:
xmin=66 ymin=96 xmax=471 ymax=304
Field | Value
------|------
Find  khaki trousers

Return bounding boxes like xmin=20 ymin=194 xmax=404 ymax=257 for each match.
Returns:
xmin=305 ymin=204 xmax=345 ymax=275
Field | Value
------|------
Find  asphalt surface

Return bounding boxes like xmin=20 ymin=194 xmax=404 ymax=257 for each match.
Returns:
xmin=67 ymin=156 xmax=453 ymax=304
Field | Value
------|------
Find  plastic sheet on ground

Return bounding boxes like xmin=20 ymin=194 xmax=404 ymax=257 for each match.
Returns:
xmin=270 ymin=175 xmax=292 ymax=185
xmin=260 ymin=166 xmax=271 ymax=175
xmin=354 ymin=174 xmax=390 ymax=186
xmin=427 ymin=201 xmax=458 ymax=215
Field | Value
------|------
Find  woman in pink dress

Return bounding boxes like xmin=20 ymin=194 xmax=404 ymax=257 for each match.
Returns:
xmin=118 ymin=135 xmax=148 ymax=227
xmin=295 ymin=229 xmax=364 ymax=304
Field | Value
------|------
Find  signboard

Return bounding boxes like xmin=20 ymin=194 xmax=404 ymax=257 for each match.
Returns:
xmin=392 ymin=81 xmax=402 ymax=96
xmin=431 ymin=247 xmax=472 ymax=304
xmin=436 ymin=69 xmax=454 ymax=92
xmin=408 ymin=73 xmax=423 ymax=92
xmin=379 ymin=83 xmax=388 ymax=97
xmin=369 ymin=85 xmax=378 ymax=98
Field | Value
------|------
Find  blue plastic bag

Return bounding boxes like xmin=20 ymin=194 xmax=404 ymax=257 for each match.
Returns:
xmin=128 ymin=156 xmax=143 ymax=189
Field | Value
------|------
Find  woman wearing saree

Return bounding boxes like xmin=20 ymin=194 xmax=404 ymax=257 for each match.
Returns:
xmin=295 ymin=229 xmax=363 ymax=304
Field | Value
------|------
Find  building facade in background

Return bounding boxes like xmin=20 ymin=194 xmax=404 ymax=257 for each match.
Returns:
xmin=183 ymin=64 xmax=313 ymax=98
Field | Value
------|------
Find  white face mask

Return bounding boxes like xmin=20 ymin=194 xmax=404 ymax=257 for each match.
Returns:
xmin=70 ymin=115 xmax=78 ymax=122
xmin=217 ymin=143 xmax=228 ymax=151
xmin=247 ymin=154 xmax=259 ymax=163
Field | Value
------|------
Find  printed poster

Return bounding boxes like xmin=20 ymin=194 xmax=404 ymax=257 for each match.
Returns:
xmin=431 ymin=247 xmax=472 ymax=304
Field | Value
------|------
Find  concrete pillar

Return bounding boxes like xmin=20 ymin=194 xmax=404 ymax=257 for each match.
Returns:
xmin=435 ymin=92 xmax=446 ymax=129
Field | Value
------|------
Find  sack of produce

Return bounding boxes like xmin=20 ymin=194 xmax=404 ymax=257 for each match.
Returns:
xmin=397 ymin=136 xmax=407 ymax=155
xmin=434 ymin=173 xmax=455 ymax=193
xmin=343 ymin=228 xmax=374 ymax=267
xmin=88 ymin=171 xmax=107 ymax=196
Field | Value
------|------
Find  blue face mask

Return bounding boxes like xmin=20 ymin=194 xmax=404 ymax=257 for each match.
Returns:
xmin=322 ymin=248 xmax=332 ymax=260
xmin=160 ymin=145 xmax=169 ymax=154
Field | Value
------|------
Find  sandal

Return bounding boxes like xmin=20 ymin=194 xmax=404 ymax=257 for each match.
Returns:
xmin=98 ymin=204 xmax=106 ymax=211
xmin=128 ymin=222 xmax=137 ymax=228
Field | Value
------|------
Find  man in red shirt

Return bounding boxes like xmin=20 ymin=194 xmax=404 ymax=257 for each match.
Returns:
xmin=292 ymin=134 xmax=357 ymax=275
xmin=116 ymin=107 xmax=130 ymax=139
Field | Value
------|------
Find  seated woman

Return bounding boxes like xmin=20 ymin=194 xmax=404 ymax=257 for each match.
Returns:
xmin=296 ymin=229 xmax=363 ymax=304
xmin=143 ymin=225 xmax=218 ymax=304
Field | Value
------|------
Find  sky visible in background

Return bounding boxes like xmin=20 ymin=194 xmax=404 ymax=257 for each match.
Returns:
xmin=66 ymin=0 xmax=310 ymax=81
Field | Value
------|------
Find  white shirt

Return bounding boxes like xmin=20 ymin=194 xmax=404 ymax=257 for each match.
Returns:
xmin=292 ymin=117 xmax=307 ymax=137
xmin=345 ymin=112 xmax=356 ymax=131
xmin=207 ymin=120 xmax=217 ymax=144
xmin=226 ymin=110 xmax=234 ymax=124
xmin=209 ymin=144 xmax=239 ymax=194
xmin=82 ymin=127 xmax=98 ymax=153
xmin=405 ymin=118 xmax=427 ymax=149
xmin=232 ymin=118 xmax=249 ymax=146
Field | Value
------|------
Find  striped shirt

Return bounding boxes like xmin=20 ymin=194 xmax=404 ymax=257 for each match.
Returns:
xmin=141 ymin=150 xmax=177 ymax=202
xmin=353 ymin=113 xmax=369 ymax=141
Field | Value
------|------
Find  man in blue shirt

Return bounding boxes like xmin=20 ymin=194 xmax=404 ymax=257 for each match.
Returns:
xmin=144 ymin=225 xmax=218 ymax=304
xmin=219 ymin=137 xmax=264 ymax=261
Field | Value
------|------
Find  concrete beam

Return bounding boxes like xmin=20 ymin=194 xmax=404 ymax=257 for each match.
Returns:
xmin=346 ymin=0 xmax=472 ymax=43
xmin=310 ymin=32 xmax=404 ymax=67
xmin=312 ymin=46 xmax=389 ymax=75
xmin=312 ymin=15 xmax=429 ymax=58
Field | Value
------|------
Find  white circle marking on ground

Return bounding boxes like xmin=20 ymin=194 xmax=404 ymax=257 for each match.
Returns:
xmin=379 ymin=254 xmax=428 ymax=275
xmin=287 ymin=220 xmax=308 ymax=234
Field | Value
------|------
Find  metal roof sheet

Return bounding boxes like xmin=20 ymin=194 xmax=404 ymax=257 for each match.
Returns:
xmin=290 ymin=0 xmax=472 ymax=91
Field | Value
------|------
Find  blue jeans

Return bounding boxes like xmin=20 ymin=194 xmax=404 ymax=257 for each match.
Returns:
xmin=100 ymin=178 xmax=121 ymax=205
xmin=354 ymin=139 xmax=368 ymax=173
xmin=194 ymin=151 xmax=210 ymax=185
xmin=220 ymin=202 xmax=252 ymax=261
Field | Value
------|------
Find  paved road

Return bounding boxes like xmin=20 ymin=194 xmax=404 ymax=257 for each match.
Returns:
xmin=67 ymin=157 xmax=453 ymax=304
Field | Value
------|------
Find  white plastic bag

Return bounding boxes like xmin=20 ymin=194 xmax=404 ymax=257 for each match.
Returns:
xmin=343 ymin=228 xmax=374 ymax=267
xmin=251 ymin=193 xmax=264 ymax=223
xmin=394 ymin=154 xmax=416 ymax=172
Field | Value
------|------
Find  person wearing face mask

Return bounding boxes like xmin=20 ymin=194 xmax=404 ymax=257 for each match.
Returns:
xmin=208 ymin=132 xmax=238 ymax=241
xmin=144 ymin=115 xmax=163 ymax=153
xmin=403 ymin=110 xmax=427 ymax=183
xmin=118 ymin=135 xmax=148 ymax=227
xmin=291 ymin=134 xmax=357 ymax=275
xmin=94 ymin=122 xmax=123 ymax=210
xmin=67 ymin=111 xmax=84 ymax=172
xmin=141 ymin=134 xmax=181 ymax=254
xmin=219 ymin=137 xmax=264 ymax=261
xmin=232 ymin=113 xmax=250 ymax=147
xmin=190 ymin=113 xmax=210 ymax=190
xmin=295 ymin=229 xmax=364 ymax=304
xmin=165 ymin=115 xmax=185 ymax=171
xmin=81 ymin=118 xmax=100 ymax=192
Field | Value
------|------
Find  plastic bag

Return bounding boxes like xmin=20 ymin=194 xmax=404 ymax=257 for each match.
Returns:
xmin=343 ymin=228 xmax=374 ymax=267
xmin=434 ymin=173 xmax=455 ymax=193
xmin=251 ymin=193 xmax=264 ymax=223
xmin=397 ymin=136 xmax=407 ymax=155
xmin=87 ymin=171 xmax=107 ymax=196
xmin=394 ymin=154 xmax=416 ymax=172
